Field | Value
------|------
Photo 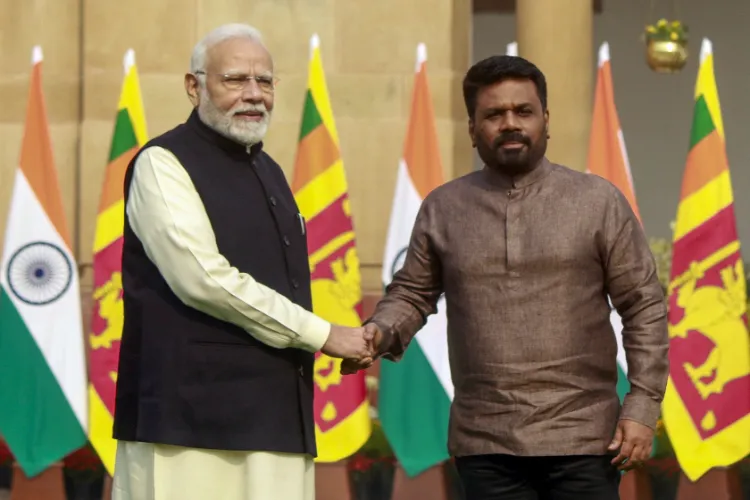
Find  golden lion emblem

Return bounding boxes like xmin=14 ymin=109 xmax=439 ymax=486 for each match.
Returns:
xmin=311 ymin=246 xmax=362 ymax=397
xmin=90 ymin=272 xmax=124 ymax=351
xmin=670 ymin=260 xmax=750 ymax=407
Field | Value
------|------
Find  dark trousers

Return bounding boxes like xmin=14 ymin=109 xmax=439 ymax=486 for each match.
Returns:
xmin=455 ymin=454 xmax=621 ymax=500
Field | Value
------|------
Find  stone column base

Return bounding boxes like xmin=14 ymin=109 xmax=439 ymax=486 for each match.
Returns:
xmin=677 ymin=467 xmax=743 ymax=500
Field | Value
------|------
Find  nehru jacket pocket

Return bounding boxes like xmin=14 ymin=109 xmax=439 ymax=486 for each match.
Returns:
xmin=183 ymin=340 xmax=288 ymax=387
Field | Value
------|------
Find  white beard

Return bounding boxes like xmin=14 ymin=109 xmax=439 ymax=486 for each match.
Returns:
xmin=197 ymin=88 xmax=271 ymax=146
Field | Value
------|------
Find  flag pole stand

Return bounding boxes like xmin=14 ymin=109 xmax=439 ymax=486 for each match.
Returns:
xmin=676 ymin=466 xmax=742 ymax=500
xmin=9 ymin=462 xmax=65 ymax=500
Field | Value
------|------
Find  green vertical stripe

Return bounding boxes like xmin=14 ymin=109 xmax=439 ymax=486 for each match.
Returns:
xmin=298 ymin=90 xmax=323 ymax=140
xmin=616 ymin=363 xmax=629 ymax=402
xmin=379 ymin=342 xmax=451 ymax=477
xmin=689 ymin=95 xmax=716 ymax=149
xmin=0 ymin=287 xmax=86 ymax=477
xmin=108 ymin=108 xmax=139 ymax=161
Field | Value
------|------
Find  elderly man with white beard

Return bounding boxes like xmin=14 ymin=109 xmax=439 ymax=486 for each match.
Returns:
xmin=110 ymin=23 xmax=374 ymax=500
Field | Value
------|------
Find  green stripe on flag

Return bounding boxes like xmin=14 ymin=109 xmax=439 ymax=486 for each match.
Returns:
xmin=689 ymin=95 xmax=715 ymax=149
xmin=108 ymin=108 xmax=139 ymax=161
xmin=616 ymin=364 xmax=629 ymax=402
xmin=298 ymin=91 xmax=323 ymax=140
xmin=379 ymin=341 xmax=451 ymax=477
xmin=0 ymin=287 xmax=86 ymax=477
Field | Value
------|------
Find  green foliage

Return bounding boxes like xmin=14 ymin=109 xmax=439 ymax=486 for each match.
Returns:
xmin=649 ymin=237 xmax=673 ymax=294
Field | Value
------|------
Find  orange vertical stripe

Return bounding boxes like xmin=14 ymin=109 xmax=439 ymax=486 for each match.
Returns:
xmin=678 ymin=131 xmax=728 ymax=200
xmin=97 ymin=146 xmax=139 ymax=212
xmin=403 ymin=62 xmax=444 ymax=198
xmin=587 ymin=58 xmax=640 ymax=222
xmin=290 ymin=125 xmax=341 ymax=193
xmin=19 ymin=62 xmax=71 ymax=248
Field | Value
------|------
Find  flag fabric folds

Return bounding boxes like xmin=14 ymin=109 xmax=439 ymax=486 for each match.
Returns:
xmin=379 ymin=43 xmax=452 ymax=478
xmin=663 ymin=38 xmax=750 ymax=481
xmin=88 ymin=49 xmax=148 ymax=475
xmin=0 ymin=46 xmax=87 ymax=477
xmin=585 ymin=42 xmax=640 ymax=403
xmin=291 ymin=33 xmax=371 ymax=463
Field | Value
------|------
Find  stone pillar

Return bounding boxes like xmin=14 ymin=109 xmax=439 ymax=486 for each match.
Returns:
xmin=516 ymin=0 xmax=593 ymax=172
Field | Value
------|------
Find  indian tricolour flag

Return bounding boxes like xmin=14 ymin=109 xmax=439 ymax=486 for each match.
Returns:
xmin=0 ymin=46 xmax=87 ymax=477
xmin=379 ymin=43 xmax=452 ymax=478
xmin=585 ymin=42 xmax=640 ymax=401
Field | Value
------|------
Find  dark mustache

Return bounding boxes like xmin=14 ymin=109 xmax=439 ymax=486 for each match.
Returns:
xmin=494 ymin=132 xmax=530 ymax=148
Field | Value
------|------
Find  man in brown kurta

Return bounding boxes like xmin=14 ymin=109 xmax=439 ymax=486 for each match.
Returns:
xmin=344 ymin=55 xmax=669 ymax=498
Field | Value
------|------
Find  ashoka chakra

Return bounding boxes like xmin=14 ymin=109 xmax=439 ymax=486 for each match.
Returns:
xmin=6 ymin=241 xmax=73 ymax=306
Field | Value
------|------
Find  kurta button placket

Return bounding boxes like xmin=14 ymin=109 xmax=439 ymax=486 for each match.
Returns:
xmin=506 ymin=188 xmax=520 ymax=279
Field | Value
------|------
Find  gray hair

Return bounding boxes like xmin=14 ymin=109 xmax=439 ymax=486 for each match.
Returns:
xmin=190 ymin=23 xmax=266 ymax=74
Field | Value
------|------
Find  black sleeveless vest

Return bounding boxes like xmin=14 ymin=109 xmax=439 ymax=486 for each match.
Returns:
xmin=113 ymin=110 xmax=317 ymax=456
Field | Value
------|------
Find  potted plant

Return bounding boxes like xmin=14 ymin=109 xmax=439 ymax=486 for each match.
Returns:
xmin=0 ymin=438 xmax=12 ymax=490
xmin=644 ymin=19 xmax=689 ymax=73
xmin=348 ymin=420 xmax=396 ymax=500
xmin=62 ymin=443 xmax=106 ymax=500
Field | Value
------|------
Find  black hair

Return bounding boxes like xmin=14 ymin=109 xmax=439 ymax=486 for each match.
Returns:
xmin=462 ymin=55 xmax=547 ymax=119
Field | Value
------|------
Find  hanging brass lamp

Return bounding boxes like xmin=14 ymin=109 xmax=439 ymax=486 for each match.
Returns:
xmin=644 ymin=19 xmax=689 ymax=73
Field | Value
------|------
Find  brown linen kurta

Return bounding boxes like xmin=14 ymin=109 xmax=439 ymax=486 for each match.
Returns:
xmin=369 ymin=158 xmax=669 ymax=458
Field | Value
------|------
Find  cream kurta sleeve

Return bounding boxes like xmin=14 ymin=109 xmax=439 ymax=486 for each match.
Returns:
xmin=125 ymin=145 xmax=330 ymax=352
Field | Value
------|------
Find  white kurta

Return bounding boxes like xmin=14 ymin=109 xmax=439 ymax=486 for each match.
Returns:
xmin=112 ymin=145 xmax=331 ymax=500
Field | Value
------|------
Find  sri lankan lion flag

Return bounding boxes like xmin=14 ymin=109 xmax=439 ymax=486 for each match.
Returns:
xmin=291 ymin=34 xmax=371 ymax=462
xmin=663 ymin=38 xmax=750 ymax=482
xmin=88 ymin=49 xmax=148 ymax=475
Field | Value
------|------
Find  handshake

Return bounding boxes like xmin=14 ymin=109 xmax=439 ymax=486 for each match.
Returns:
xmin=321 ymin=323 xmax=383 ymax=375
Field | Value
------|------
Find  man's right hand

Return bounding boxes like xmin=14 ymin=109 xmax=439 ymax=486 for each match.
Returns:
xmin=321 ymin=325 xmax=373 ymax=360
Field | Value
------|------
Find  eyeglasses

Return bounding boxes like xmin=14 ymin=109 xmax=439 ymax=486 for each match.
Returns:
xmin=194 ymin=71 xmax=279 ymax=93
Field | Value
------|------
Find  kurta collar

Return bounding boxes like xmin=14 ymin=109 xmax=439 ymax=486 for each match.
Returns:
xmin=187 ymin=108 xmax=264 ymax=160
xmin=481 ymin=157 xmax=553 ymax=189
